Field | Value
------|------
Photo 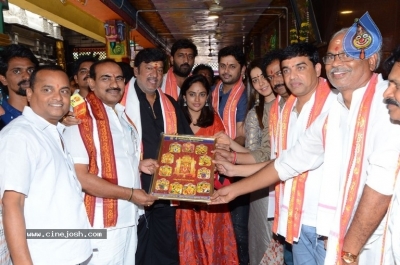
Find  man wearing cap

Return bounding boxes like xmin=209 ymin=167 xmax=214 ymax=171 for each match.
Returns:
xmin=211 ymin=12 xmax=400 ymax=264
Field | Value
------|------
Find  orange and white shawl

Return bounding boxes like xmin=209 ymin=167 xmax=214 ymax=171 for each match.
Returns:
xmin=322 ymin=74 xmax=400 ymax=264
xmin=161 ymin=68 xmax=179 ymax=101
xmin=211 ymin=79 xmax=245 ymax=139
xmin=121 ymin=77 xmax=177 ymax=144
xmin=272 ymin=78 xmax=332 ymax=243
xmin=78 ymin=92 xmax=119 ymax=228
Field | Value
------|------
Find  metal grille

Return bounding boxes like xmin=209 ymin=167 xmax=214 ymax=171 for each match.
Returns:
xmin=72 ymin=51 xmax=107 ymax=60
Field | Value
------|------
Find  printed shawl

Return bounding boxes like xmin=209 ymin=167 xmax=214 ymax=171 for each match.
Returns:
xmin=273 ymin=78 xmax=331 ymax=243
xmin=78 ymin=92 xmax=118 ymax=228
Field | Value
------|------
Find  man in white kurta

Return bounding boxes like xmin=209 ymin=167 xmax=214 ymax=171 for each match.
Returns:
xmin=275 ymin=43 xmax=336 ymax=265
xmin=64 ymin=59 xmax=157 ymax=264
xmin=211 ymin=29 xmax=400 ymax=265
xmin=381 ymin=46 xmax=400 ymax=265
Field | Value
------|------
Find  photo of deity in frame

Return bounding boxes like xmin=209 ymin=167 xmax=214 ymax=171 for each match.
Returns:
xmin=150 ymin=134 xmax=216 ymax=202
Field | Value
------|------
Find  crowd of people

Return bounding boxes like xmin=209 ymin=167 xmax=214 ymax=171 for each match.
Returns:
xmin=0 ymin=11 xmax=400 ymax=265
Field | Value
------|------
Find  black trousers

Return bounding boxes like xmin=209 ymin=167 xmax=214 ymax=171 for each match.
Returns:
xmin=136 ymin=205 xmax=179 ymax=265
xmin=229 ymin=193 xmax=250 ymax=265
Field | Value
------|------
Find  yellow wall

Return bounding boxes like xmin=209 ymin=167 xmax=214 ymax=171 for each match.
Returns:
xmin=9 ymin=0 xmax=106 ymax=43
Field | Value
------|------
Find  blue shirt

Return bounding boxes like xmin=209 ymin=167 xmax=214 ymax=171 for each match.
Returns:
xmin=0 ymin=100 xmax=22 ymax=130
xmin=216 ymin=83 xmax=248 ymax=123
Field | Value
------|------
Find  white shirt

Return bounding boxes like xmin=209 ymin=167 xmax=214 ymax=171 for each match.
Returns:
xmin=277 ymin=87 xmax=336 ymax=240
xmin=63 ymin=102 xmax=141 ymax=229
xmin=386 ymin=177 xmax=400 ymax=264
xmin=275 ymin=74 xmax=400 ymax=264
xmin=0 ymin=107 xmax=92 ymax=265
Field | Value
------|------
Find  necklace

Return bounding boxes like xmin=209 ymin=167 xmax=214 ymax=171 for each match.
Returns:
xmin=147 ymin=93 xmax=157 ymax=118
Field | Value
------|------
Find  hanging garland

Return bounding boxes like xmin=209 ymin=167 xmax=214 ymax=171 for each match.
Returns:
xmin=290 ymin=0 xmax=311 ymax=44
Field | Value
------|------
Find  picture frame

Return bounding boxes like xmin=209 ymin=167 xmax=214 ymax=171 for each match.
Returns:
xmin=149 ymin=134 xmax=216 ymax=203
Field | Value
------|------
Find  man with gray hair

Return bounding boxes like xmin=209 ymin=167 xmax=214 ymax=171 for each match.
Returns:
xmin=211 ymin=12 xmax=400 ymax=264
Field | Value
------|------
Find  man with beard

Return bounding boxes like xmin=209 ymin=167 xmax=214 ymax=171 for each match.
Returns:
xmin=63 ymin=59 xmax=157 ymax=264
xmin=161 ymin=38 xmax=197 ymax=100
xmin=211 ymin=15 xmax=400 ymax=265
xmin=122 ymin=48 xmax=192 ymax=265
xmin=0 ymin=44 xmax=38 ymax=130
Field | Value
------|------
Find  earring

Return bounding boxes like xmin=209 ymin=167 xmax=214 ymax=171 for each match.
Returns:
xmin=183 ymin=100 xmax=187 ymax=106
xmin=205 ymin=102 xmax=209 ymax=106
xmin=255 ymin=98 xmax=260 ymax=106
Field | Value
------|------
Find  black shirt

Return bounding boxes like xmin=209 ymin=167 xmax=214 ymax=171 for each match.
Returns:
xmin=134 ymin=81 xmax=193 ymax=193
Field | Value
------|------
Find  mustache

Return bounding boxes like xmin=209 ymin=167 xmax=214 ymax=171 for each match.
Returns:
xmin=180 ymin=63 xmax=190 ymax=68
xmin=273 ymin=83 xmax=285 ymax=90
xmin=329 ymin=67 xmax=351 ymax=74
xmin=384 ymin=97 xmax=400 ymax=107
xmin=105 ymin=88 xmax=122 ymax=92
xmin=18 ymin=79 xmax=30 ymax=86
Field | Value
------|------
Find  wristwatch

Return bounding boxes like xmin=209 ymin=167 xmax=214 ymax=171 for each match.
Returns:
xmin=341 ymin=251 xmax=358 ymax=263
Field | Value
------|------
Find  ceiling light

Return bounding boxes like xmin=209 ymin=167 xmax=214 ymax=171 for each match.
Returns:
xmin=208 ymin=13 xmax=219 ymax=20
xmin=340 ymin=10 xmax=353 ymax=14
xmin=209 ymin=4 xmax=224 ymax=12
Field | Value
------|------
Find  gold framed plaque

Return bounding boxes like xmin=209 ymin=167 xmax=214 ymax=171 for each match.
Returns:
xmin=150 ymin=134 xmax=215 ymax=202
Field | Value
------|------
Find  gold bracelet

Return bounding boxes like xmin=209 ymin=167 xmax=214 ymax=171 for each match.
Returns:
xmin=127 ymin=187 xmax=134 ymax=201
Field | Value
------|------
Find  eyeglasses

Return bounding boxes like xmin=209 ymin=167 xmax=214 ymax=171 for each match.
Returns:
xmin=322 ymin=52 xmax=354 ymax=65
xmin=266 ymin=71 xmax=282 ymax=81
xmin=251 ymin=74 xmax=267 ymax=85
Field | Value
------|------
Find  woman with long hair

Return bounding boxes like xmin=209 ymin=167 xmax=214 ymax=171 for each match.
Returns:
xmin=176 ymin=74 xmax=238 ymax=265
xmin=244 ymin=58 xmax=280 ymax=265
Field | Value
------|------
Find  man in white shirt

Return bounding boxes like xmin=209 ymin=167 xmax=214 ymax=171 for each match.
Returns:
xmin=63 ymin=59 xmax=157 ymax=264
xmin=382 ymin=45 xmax=400 ymax=264
xmin=212 ymin=15 xmax=400 ymax=265
xmin=0 ymin=65 xmax=92 ymax=265
xmin=275 ymin=42 xmax=335 ymax=265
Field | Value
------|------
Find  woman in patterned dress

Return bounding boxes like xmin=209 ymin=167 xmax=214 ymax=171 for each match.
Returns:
xmin=244 ymin=58 xmax=281 ymax=265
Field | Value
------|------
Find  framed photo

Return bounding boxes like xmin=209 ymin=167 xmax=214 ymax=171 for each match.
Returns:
xmin=150 ymin=134 xmax=216 ymax=203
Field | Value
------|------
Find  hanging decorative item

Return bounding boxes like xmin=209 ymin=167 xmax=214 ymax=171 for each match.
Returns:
xmin=299 ymin=0 xmax=310 ymax=42
xmin=290 ymin=28 xmax=298 ymax=44
xmin=299 ymin=22 xmax=309 ymax=42
xmin=104 ymin=20 xmax=126 ymax=56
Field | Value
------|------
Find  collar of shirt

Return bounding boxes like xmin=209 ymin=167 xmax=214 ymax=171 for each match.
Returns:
xmin=22 ymin=106 xmax=65 ymax=134
xmin=134 ymin=80 xmax=151 ymax=99
xmin=1 ymin=99 xmax=22 ymax=121
xmin=336 ymin=78 xmax=371 ymax=111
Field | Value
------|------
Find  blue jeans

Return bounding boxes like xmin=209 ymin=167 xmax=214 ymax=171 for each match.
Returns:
xmin=292 ymin=225 xmax=326 ymax=265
